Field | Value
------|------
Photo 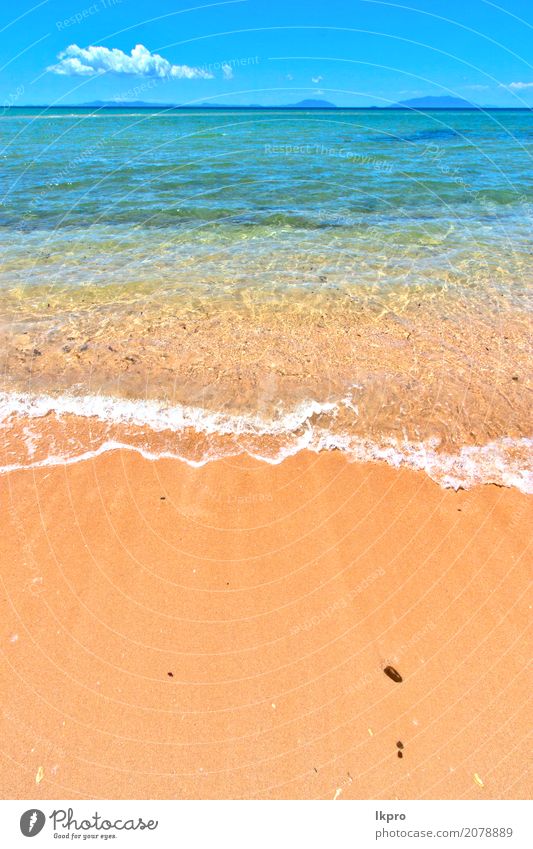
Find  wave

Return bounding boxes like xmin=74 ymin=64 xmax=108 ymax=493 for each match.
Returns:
xmin=0 ymin=391 xmax=339 ymax=438
xmin=0 ymin=391 xmax=531 ymax=493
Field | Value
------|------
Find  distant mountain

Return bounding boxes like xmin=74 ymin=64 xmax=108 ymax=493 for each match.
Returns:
xmin=389 ymin=96 xmax=478 ymax=109
xmin=287 ymin=99 xmax=337 ymax=108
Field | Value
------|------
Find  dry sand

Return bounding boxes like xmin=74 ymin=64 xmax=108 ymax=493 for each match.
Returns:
xmin=0 ymin=448 xmax=531 ymax=799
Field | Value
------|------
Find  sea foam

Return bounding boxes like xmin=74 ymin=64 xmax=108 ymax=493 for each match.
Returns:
xmin=0 ymin=391 xmax=531 ymax=493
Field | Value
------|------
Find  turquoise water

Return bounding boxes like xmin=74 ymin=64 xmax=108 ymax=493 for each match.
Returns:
xmin=1 ymin=108 xmax=532 ymax=236
xmin=0 ymin=107 xmax=532 ymax=301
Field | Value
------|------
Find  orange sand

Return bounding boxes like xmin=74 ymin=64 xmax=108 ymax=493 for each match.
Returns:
xmin=0 ymin=449 xmax=531 ymax=799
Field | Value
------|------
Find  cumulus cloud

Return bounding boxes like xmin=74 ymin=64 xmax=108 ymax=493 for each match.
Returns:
xmin=222 ymin=62 xmax=233 ymax=80
xmin=311 ymin=75 xmax=323 ymax=84
xmin=500 ymin=81 xmax=533 ymax=90
xmin=48 ymin=43 xmax=213 ymax=79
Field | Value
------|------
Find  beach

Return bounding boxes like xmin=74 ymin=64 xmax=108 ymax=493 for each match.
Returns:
xmin=0 ymin=106 xmax=531 ymax=802
xmin=1 ymin=446 xmax=530 ymax=799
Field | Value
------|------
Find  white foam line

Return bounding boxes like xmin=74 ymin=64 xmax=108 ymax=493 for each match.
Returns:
xmin=1 ymin=391 xmax=532 ymax=493
xmin=0 ymin=440 xmax=213 ymax=474
xmin=0 ymin=390 xmax=337 ymax=437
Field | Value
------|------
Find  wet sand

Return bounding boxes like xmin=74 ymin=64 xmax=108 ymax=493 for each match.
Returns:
xmin=0 ymin=447 xmax=530 ymax=799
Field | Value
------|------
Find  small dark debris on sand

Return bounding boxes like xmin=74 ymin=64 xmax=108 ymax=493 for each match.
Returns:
xmin=384 ymin=666 xmax=403 ymax=683
xmin=167 ymin=672 xmax=174 ymax=678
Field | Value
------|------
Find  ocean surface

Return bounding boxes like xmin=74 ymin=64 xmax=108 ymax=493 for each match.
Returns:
xmin=0 ymin=107 xmax=531 ymax=489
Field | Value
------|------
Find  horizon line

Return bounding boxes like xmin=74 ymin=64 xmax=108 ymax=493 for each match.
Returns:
xmin=4 ymin=104 xmax=533 ymax=111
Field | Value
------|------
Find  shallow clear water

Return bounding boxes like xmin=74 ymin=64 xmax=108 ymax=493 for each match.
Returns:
xmin=1 ymin=107 xmax=532 ymax=306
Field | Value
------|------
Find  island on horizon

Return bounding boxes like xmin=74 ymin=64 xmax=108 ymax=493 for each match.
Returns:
xmin=8 ymin=96 xmax=528 ymax=110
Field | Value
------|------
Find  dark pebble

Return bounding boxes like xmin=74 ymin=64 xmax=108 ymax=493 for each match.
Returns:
xmin=397 ymin=751 xmax=403 ymax=759
xmin=167 ymin=672 xmax=173 ymax=678
xmin=384 ymin=666 xmax=403 ymax=683
xmin=33 ymin=348 xmax=42 ymax=356
xmin=160 ymin=496 xmax=166 ymax=500
xmin=396 ymin=741 xmax=404 ymax=749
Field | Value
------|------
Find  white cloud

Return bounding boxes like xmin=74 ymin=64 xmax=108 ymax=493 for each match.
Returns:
xmin=311 ymin=75 xmax=323 ymax=84
xmin=286 ymin=73 xmax=294 ymax=81
xmin=222 ymin=62 xmax=233 ymax=80
xmin=48 ymin=44 xmax=213 ymax=79
xmin=500 ymin=81 xmax=533 ymax=90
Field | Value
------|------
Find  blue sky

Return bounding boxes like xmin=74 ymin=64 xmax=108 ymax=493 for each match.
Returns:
xmin=0 ymin=0 xmax=532 ymax=106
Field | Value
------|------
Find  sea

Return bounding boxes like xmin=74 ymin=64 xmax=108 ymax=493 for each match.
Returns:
xmin=0 ymin=107 xmax=531 ymax=490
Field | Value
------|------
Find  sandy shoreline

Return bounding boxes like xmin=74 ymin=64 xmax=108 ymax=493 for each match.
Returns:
xmin=2 ymin=285 xmax=531 ymax=449
xmin=0 ymin=448 xmax=530 ymax=799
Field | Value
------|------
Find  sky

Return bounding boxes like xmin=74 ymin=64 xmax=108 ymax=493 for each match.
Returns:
xmin=0 ymin=0 xmax=532 ymax=106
